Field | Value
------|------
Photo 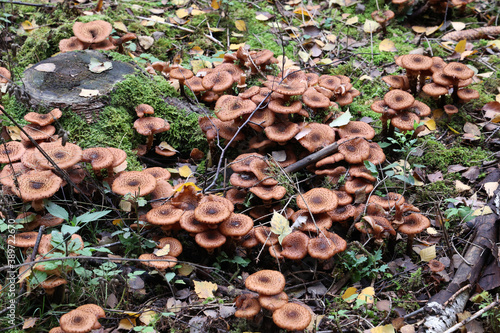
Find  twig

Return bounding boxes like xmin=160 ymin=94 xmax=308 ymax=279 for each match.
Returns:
xmin=0 ymin=0 xmax=55 ymax=7
xmin=442 ymin=297 xmax=499 ymax=333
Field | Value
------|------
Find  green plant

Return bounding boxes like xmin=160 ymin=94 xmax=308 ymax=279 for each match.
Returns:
xmin=443 ymin=198 xmax=474 ymax=227
xmin=341 ymin=248 xmax=388 ymax=283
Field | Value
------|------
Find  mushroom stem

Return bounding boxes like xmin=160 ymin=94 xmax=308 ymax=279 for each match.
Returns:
xmin=381 ymin=113 xmax=389 ymax=137
xmin=451 ymin=82 xmax=460 ymax=104
xmin=406 ymin=71 xmax=418 ymax=95
xmin=146 ymin=134 xmax=154 ymax=151
xmin=32 ymin=199 xmax=45 ymax=211
xmin=406 ymin=234 xmax=415 ymax=256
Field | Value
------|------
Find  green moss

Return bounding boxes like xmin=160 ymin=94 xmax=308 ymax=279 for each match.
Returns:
xmin=417 ymin=180 xmax=458 ymax=202
xmin=414 ymin=139 xmax=491 ymax=172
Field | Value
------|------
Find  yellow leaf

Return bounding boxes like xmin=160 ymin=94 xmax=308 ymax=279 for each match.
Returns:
xmin=370 ymin=324 xmax=395 ymax=333
xmin=298 ymin=50 xmax=310 ymax=62
xmin=455 ymin=39 xmax=467 ymax=54
xmin=424 ymin=118 xmax=436 ymax=131
xmin=484 ymin=182 xmax=499 ymax=198
xmin=139 ymin=310 xmax=157 ymax=325
xmin=270 ymin=211 xmax=292 ymax=244
xmin=460 ymin=50 xmax=477 ymax=60
xmin=419 ymin=245 xmax=436 ymax=262
xmin=486 ymin=40 xmax=500 ymax=50
xmin=191 ymin=9 xmax=204 ymax=16
xmin=412 ymin=26 xmax=427 ymax=33
xmin=23 ymin=317 xmax=37 ymax=329
xmin=6 ymin=126 xmax=21 ymax=141
xmin=176 ymin=8 xmax=190 ymax=18
xmin=113 ymin=21 xmax=128 ymax=32
xmin=342 ymin=287 xmax=358 ymax=303
xmin=255 ymin=14 xmax=270 ymax=21
xmin=358 ymin=287 xmax=375 ymax=304
xmin=194 ymin=280 xmax=218 ymax=299
xmin=451 ymin=21 xmax=466 ymax=31
xmin=119 ymin=200 xmax=132 ymax=212
xmin=230 ymin=42 xmax=246 ymax=50
xmin=293 ymin=8 xmax=311 ymax=17
xmin=150 ymin=15 xmax=165 ymax=23
xmin=190 ymin=46 xmax=204 ymax=55
xmin=363 ymin=19 xmax=380 ymax=33
xmin=156 ymin=244 xmax=171 ymax=256
xmin=427 ymin=227 xmax=439 ymax=235
xmin=190 ymin=59 xmax=205 ymax=74
xmin=174 ymin=182 xmax=202 ymax=192
xmin=177 ymin=263 xmax=194 ymax=276
xmin=178 ymin=165 xmax=192 ymax=178
xmin=359 ymin=75 xmax=373 ymax=81
xmin=472 ymin=206 xmax=493 ymax=216
xmin=211 ymin=0 xmax=221 ymax=9
xmin=379 ymin=39 xmax=397 ymax=52
xmin=118 ymin=318 xmax=136 ymax=330
xmin=208 ymin=27 xmax=225 ymax=32
xmin=235 ymin=20 xmax=247 ymax=32
xmin=112 ymin=219 xmax=123 ymax=226
xmin=346 ymin=16 xmax=358 ymax=25
xmin=412 ymin=25 xmax=440 ymax=35
xmin=157 ymin=141 xmax=178 ymax=152
xmin=21 ymin=20 xmax=38 ymax=33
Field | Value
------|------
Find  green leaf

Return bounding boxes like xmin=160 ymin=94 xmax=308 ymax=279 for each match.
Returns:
xmin=363 ymin=160 xmax=378 ymax=175
xmin=329 ymin=110 xmax=352 ymax=127
xmin=45 ymin=201 xmax=69 ymax=221
xmin=165 ymin=272 xmax=176 ymax=283
xmin=76 ymin=210 xmax=112 ymax=224
xmin=61 ymin=224 xmax=80 ymax=236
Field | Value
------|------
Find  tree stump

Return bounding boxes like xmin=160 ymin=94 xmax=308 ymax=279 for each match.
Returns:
xmin=22 ymin=50 xmax=137 ymax=122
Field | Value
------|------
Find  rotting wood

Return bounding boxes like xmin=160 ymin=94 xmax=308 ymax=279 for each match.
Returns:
xmin=442 ymin=26 xmax=500 ymax=41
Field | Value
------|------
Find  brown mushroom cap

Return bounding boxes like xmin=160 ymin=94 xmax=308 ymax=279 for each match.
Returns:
xmin=344 ymin=177 xmax=374 ymax=194
xmin=268 ymin=81 xmax=307 ymax=96
xmin=298 ymin=123 xmax=336 ymax=152
xmin=218 ymin=213 xmax=254 ymax=237
xmin=133 ymin=117 xmax=170 ymax=136
xmin=264 ymin=121 xmax=300 ymax=143
xmin=179 ymin=211 xmax=209 ymax=233
xmin=73 ymin=20 xmax=112 ymax=44
xmin=143 ymin=167 xmax=171 ymax=181
xmin=381 ymin=75 xmax=409 ymax=90
xmin=443 ymin=62 xmax=474 ymax=80
xmin=398 ymin=213 xmax=431 ymax=235
xmin=24 ymin=109 xmax=62 ymax=127
xmin=292 ymin=210 xmax=332 ymax=233
xmin=422 ymin=83 xmax=449 ymax=97
xmin=443 ymin=104 xmax=459 ymax=115
xmin=244 ymin=107 xmax=276 ymax=131
xmin=10 ymin=231 xmax=38 ymax=247
xmin=49 ymin=327 xmax=65 ymax=333
xmin=428 ymin=259 xmax=445 ymax=273
xmin=112 ymin=171 xmax=157 ymax=196
xmin=169 ymin=66 xmax=194 ymax=81
xmin=338 ymin=137 xmax=370 ymax=164
xmin=135 ymin=104 xmax=155 ymax=118
xmin=308 ymin=234 xmax=338 ymax=259
xmin=268 ymin=98 xmax=303 ymax=114
xmin=20 ymin=124 xmax=56 ymax=142
xmin=90 ymin=39 xmax=116 ymax=51
xmin=147 ymin=204 xmax=183 ymax=225
xmin=107 ymin=147 xmax=127 ymax=168
xmin=249 ymin=184 xmax=287 ymax=201
xmin=367 ymin=142 xmax=386 ymax=165
xmin=82 ymin=147 xmax=113 ymax=171
xmin=202 ymin=70 xmax=234 ymax=92
xmin=338 ymin=121 xmax=375 ymax=140
xmin=254 ymin=226 xmax=279 ymax=246
xmin=410 ymin=100 xmax=431 ymax=117
xmin=76 ymin=304 xmax=106 ymax=319
xmin=0 ymin=141 xmax=26 ymax=164
xmin=296 ymin=188 xmax=338 ymax=213
xmin=194 ymin=201 xmax=231 ymax=224
xmin=139 ymin=253 xmax=177 ymax=270
xmin=302 ymin=87 xmax=331 ymax=108
xmin=215 ymin=96 xmax=257 ymax=121
xmin=195 ymin=229 xmax=227 ymax=249
xmin=457 ymin=88 xmax=479 ymax=102
xmin=384 ymin=89 xmax=415 ymax=110
xmin=60 ymin=309 xmax=97 ymax=333
xmin=318 ymin=75 xmax=341 ymax=91
xmin=34 ymin=142 xmax=83 ymax=170
xmin=234 ymin=295 xmax=261 ymax=318
xmin=368 ymin=193 xmax=404 ymax=209
xmin=259 ymin=292 xmax=289 ymax=311
xmin=13 ymin=170 xmax=62 ymax=202
xmin=273 ymin=303 xmax=312 ymax=331
xmin=281 ymin=231 xmax=309 ymax=260
xmin=0 ymin=67 xmax=11 ymax=83
xmin=157 ymin=237 xmax=183 ymax=257
xmin=400 ymin=54 xmax=432 ymax=72
xmin=245 ymin=269 xmax=286 ymax=295
xmin=231 ymin=153 xmax=263 ymax=173
xmin=391 ymin=111 xmax=420 ymax=131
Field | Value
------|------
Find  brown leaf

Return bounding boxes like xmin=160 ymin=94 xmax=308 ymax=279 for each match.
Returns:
xmin=379 ymin=39 xmax=397 ymax=52
xmin=427 ymin=171 xmax=443 ymax=183
xmin=462 ymin=166 xmax=479 ymax=182
xmin=448 ymin=164 xmax=468 ymax=173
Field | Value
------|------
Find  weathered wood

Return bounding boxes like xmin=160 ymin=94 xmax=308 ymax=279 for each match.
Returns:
xmin=22 ymin=50 xmax=137 ymax=122
xmin=283 ymin=142 xmax=339 ymax=173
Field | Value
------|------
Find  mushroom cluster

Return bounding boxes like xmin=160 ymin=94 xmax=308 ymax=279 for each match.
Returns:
xmin=50 ymin=304 xmax=105 ymax=333
xmin=58 ymin=20 xmax=137 ymax=53
xmin=235 ymin=270 xmax=312 ymax=331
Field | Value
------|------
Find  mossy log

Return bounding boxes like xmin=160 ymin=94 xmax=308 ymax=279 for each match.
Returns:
xmin=22 ymin=50 xmax=137 ymax=122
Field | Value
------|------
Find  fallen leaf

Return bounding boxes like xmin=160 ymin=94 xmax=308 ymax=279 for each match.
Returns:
xmin=119 ymin=200 xmax=132 ymax=212
xmin=358 ymin=287 xmax=375 ymax=304
xmin=194 ymin=280 xmax=218 ymax=299
xmin=363 ymin=19 xmax=380 ymax=33
xmin=451 ymin=22 xmax=466 ymax=31
xmin=379 ymin=39 xmax=397 ymax=52
xmin=472 ymin=206 xmax=493 ymax=216
xmin=342 ymin=287 xmax=358 ymax=303
xmin=6 ymin=126 xmax=21 ymax=141
xmin=400 ymin=324 xmax=415 ymax=333
xmin=79 ymin=89 xmax=100 ymax=97
xmin=376 ymin=299 xmax=391 ymax=312
xmin=484 ymin=182 xmax=498 ymax=197
xmin=157 ymin=141 xmax=178 ymax=152
xmin=330 ymin=110 xmax=352 ymax=127
xmin=270 ymin=211 xmax=292 ymax=244
xmin=88 ymin=58 xmax=112 ymax=73
xmin=176 ymin=8 xmax=189 ymax=18
xmin=427 ymin=171 xmax=443 ymax=183
xmin=230 ymin=42 xmax=246 ymax=50
xmin=156 ymin=244 xmax=171 ymax=256
xmin=295 ymin=126 xmax=311 ymax=140
xmin=255 ymin=12 xmax=273 ymax=21
xmin=419 ymin=245 xmax=436 ymax=262
xmin=23 ymin=317 xmax=37 ymax=329
xmin=234 ymin=20 xmax=247 ymax=32
xmin=424 ymin=118 xmax=436 ymax=130
xmin=272 ymin=150 xmax=287 ymax=162
xmin=34 ymin=63 xmax=56 ymax=72
xmin=138 ymin=36 xmax=154 ymax=50
xmin=369 ymin=324 xmax=395 ymax=333
xmin=298 ymin=50 xmax=310 ymax=62
xmin=293 ymin=7 xmax=311 ymax=17
xmin=462 ymin=166 xmax=479 ymax=182
xmin=139 ymin=310 xmax=157 ymax=325
xmin=113 ymin=21 xmax=128 ymax=32
xmin=427 ymin=227 xmax=439 ymax=235
xmin=455 ymin=39 xmax=467 ymax=54
xmin=211 ymin=0 xmax=221 ymax=9
xmin=118 ymin=317 xmax=136 ymax=330
xmin=21 ymin=20 xmax=39 ymax=33
xmin=346 ymin=16 xmax=358 ymax=25
xmin=174 ymin=182 xmax=202 ymax=192
xmin=412 ymin=25 xmax=440 ymax=35
xmin=448 ymin=164 xmax=468 ymax=173
xmin=455 ymin=180 xmax=471 ymax=192
xmin=177 ymin=264 xmax=194 ymax=276
xmin=178 ymin=165 xmax=192 ymax=178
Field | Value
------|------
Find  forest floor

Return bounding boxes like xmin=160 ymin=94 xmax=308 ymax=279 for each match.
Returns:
xmin=1 ymin=0 xmax=500 ymax=332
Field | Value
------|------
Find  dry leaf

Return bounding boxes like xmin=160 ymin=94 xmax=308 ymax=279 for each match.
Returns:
xmin=400 ymin=324 xmax=416 ymax=333
xmin=235 ymin=20 xmax=247 ymax=31
xmin=156 ymin=244 xmax=171 ymax=256
xmin=342 ymin=287 xmax=358 ymax=303
xmin=118 ymin=317 xmax=136 ymax=330
xmin=211 ymin=0 xmax=221 ymax=9
xmin=472 ymin=206 xmax=493 ymax=216
xmin=455 ymin=39 xmax=467 ymax=54
xmin=139 ymin=36 xmax=154 ymax=50
xmin=34 ymin=63 xmax=56 ymax=72
xmin=270 ymin=211 xmax=292 ymax=244
xmin=230 ymin=42 xmax=246 ymax=50
xmin=455 ymin=180 xmax=471 ymax=192
xmin=157 ymin=141 xmax=178 ymax=152
xmin=424 ymin=118 xmax=436 ymax=130
xmin=255 ymin=12 xmax=273 ymax=21
xmin=139 ymin=310 xmax=157 ymax=325
xmin=79 ymin=89 xmax=100 ymax=97
xmin=119 ymin=200 xmax=132 ymax=212
xmin=346 ymin=16 xmax=359 ymax=25
xmin=114 ymin=21 xmax=128 ymax=32
xmin=176 ymin=8 xmax=189 ymax=18
xmin=177 ymin=263 xmax=194 ymax=276
xmin=451 ymin=22 xmax=466 ymax=31
xmin=178 ymin=165 xmax=192 ymax=178
xmin=298 ymin=50 xmax=310 ymax=62
xmin=419 ymin=245 xmax=436 ymax=262
xmin=272 ymin=150 xmax=287 ymax=162
xmin=174 ymin=182 xmax=202 ymax=192
xmin=484 ymin=182 xmax=499 ymax=197
xmin=379 ymin=39 xmax=397 ymax=52
xmin=293 ymin=7 xmax=311 ymax=17
xmin=22 ymin=317 xmax=37 ymax=329
xmin=358 ymin=287 xmax=375 ymax=304
xmin=427 ymin=227 xmax=439 ymax=235
xmin=412 ymin=25 xmax=440 ymax=35
xmin=363 ymin=19 xmax=380 ymax=33
xmin=6 ymin=126 xmax=21 ymax=141
xmin=194 ymin=280 xmax=218 ymax=299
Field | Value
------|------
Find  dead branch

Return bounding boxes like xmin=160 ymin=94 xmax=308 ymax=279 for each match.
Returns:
xmin=442 ymin=26 xmax=500 ymax=41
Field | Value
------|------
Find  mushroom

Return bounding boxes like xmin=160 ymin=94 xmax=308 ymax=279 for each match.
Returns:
xmin=214 ymin=95 xmax=257 ymax=122
xmin=139 ymin=253 xmax=177 ymax=270
xmin=40 ymin=277 xmax=67 ymax=296
xmin=371 ymin=10 xmax=395 ymax=36
xmin=157 ymin=237 xmax=183 ymax=257
xmin=60 ymin=309 xmax=97 ymax=333
xmin=12 ymin=170 xmax=63 ymax=211
xmin=397 ymin=213 xmax=431 ymax=255
xmin=111 ymin=171 xmax=156 ymax=197
xmin=133 ymin=117 xmax=170 ymax=151
xmin=169 ymin=66 xmax=194 ymax=97
xmin=245 ymin=270 xmax=285 ymax=295
xmin=34 ymin=142 xmax=83 ymax=170
xmin=442 ymin=62 xmax=475 ymax=103
xmin=235 ymin=294 xmax=261 ymax=318
xmin=146 ymin=204 xmax=183 ymax=226
xmin=135 ymin=104 xmax=155 ymax=118
xmin=399 ymin=54 xmax=433 ymax=94
xmin=82 ymin=147 xmax=113 ymax=177
xmin=76 ymin=304 xmax=105 ymax=330
xmin=194 ymin=230 xmax=227 ymax=253
xmin=296 ymin=188 xmax=338 ymax=213
xmin=24 ymin=108 xmax=62 ymax=127
xmin=0 ymin=141 xmax=26 ymax=163
xmin=280 ymin=231 xmax=309 ymax=260
xmin=72 ymin=20 xmax=112 ymax=45
xmin=218 ymin=213 xmax=254 ymax=239
xmin=273 ymin=303 xmax=312 ymax=331
xmin=258 ymin=292 xmax=288 ymax=312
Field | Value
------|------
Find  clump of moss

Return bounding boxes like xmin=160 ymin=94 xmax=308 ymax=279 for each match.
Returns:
xmin=417 ymin=180 xmax=458 ymax=202
xmin=414 ymin=139 xmax=491 ymax=172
